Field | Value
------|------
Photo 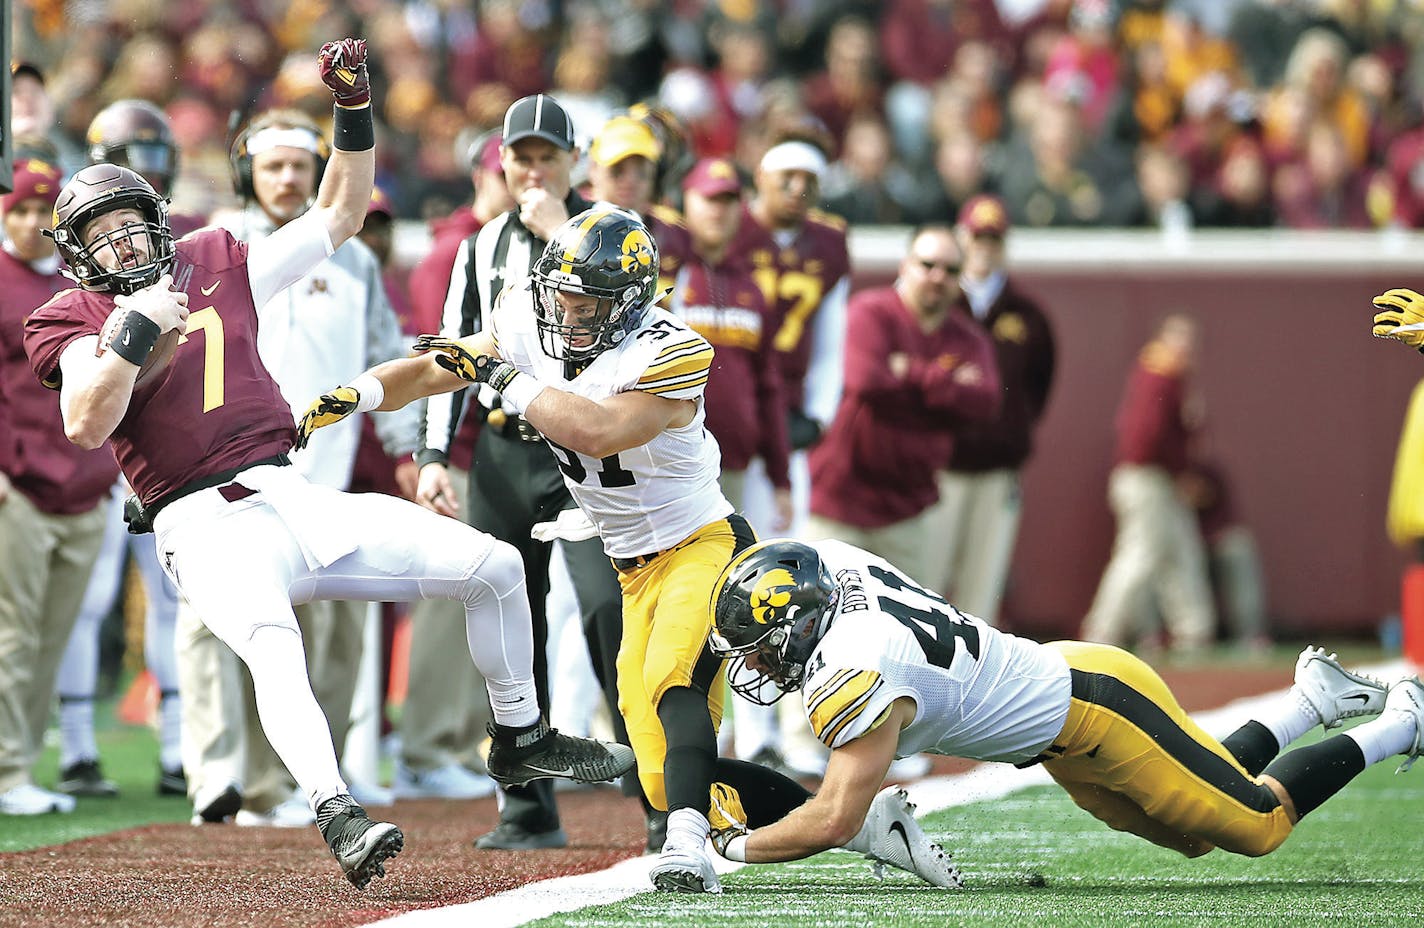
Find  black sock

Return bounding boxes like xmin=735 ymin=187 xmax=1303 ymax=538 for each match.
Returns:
xmin=657 ymin=686 xmax=718 ymax=813
xmin=1260 ymin=735 xmax=1366 ymax=819
xmin=1222 ymin=721 xmax=1281 ymax=776
xmin=490 ymin=717 xmax=546 ymax=747
xmin=712 ymin=756 xmax=813 ymax=827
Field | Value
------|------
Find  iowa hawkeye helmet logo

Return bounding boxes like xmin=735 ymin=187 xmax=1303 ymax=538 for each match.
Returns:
xmin=750 ymin=568 xmax=798 ymax=625
xmin=620 ymin=228 xmax=655 ymax=274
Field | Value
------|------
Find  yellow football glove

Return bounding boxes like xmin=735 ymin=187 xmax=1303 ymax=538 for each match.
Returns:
xmin=708 ymin=782 xmax=749 ymax=857
xmin=294 ymin=386 xmax=360 ymax=450
xmin=1372 ymin=288 xmax=1424 ymax=350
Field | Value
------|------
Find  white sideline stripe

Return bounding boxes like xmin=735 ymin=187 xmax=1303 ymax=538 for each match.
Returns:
xmin=369 ymin=660 xmax=1409 ymax=928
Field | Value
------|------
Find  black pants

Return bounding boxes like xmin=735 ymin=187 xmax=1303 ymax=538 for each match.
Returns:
xmin=467 ymin=426 xmax=627 ymax=830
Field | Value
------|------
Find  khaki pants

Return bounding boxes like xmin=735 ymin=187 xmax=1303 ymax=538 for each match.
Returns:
xmin=921 ymin=469 xmax=1022 ymax=625
xmin=0 ymin=492 xmax=106 ymax=791
xmin=803 ymin=509 xmax=933 ymax=582
xmin=398 ymin=465 xmax=489 ymax=774
xmin=1081 ymin=466 xmax=1216 ymax=651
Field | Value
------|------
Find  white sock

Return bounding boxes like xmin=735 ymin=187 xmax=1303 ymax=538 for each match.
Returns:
xmin=1255 ymin=688 xmax=1323 ymax=752
xmin=158 ymin=692 xmax=183 ymax=771
xmin=243 ymin=625 xmax=346 ymax=805
xmin=664 ymin=808 xmax=711 ymax=849
xmin=58 ymin=698 xmax=98 ymax=769
xmin=1344 ymin=712 xmax=1418 ymax=767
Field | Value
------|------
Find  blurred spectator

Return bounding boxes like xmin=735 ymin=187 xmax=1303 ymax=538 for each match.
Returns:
xmin=1177 ymin=456 xmax=1271 ymax=653
xmin=1043 ymin=0 xmax=1121 ymax=133
xmin=1081 ymin=314 xmax=1216 ymax=656
xmin=0 ymin=159 xmax=115 ymax=815
xmin=1133 ymin=143 xmax=1196 ymax=232
xmin=802 ymin=16 xmax=885 ymax=152
xmin=703 ymin=21 xmax=775 ymax=159
xmin=1103 ymin=37 xmax=1180 ymax=146
xmin=924 ymin=196 xmax=1055 ymax=625
xmin=1375 ymin=116 xmax=1424 ymax=229
xmin=1273 ymin=120 xmax=1375 ymax=229
xmin=549 ymin=17 xmax=623 ymax=148
xmin=998 ymin=96 xmax=1141 ymax=226
xmin=905 ymin=132 xmax=997 ymax=226
xmin=449 ymin=0 xmax=557 ymax=127
xmin=1169 ymin=70 xmax=1249 ymax=190
xmin=356 ymin=187 xmax=411 ymax=329
xmin=1261 ymin=27 xmax=1370 ymax=170
xmin=1194 ymin=136 xmax=1276 ymax=227
xmin=821 ymin=114 xmax=917 ymax=225
xmin=805 ymin=223 xmax=1001 ymax=582
xmin=1159 ymin=8 xmax=1241 ymax=101
xmin=1228 ymin=0 xmax=1315 ymax=90
xmin=8 ymin=62 xmax=85 ymax=175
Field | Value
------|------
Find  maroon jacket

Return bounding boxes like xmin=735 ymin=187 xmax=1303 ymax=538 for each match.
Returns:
xmin=811 ymin=286 xmax=1001 ymax=528
xmin=408 ymin=208 xmax=484 ymax=472
xmin=24 ymin=230 xmax=293 ymax=508
xmin=1 ymin=249 xmax=118 ymax=514
xmin=948 ymin=281 xmax=1056 ymax=472
xmin=1113 ymin=341 xmax=1193 ymax=475
xmin=670 ymin=256 xmax=790 ymax=487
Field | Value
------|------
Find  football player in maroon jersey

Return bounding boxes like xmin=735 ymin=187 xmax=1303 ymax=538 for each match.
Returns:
xmin=22 ymin=39 xmax=632 ymax=889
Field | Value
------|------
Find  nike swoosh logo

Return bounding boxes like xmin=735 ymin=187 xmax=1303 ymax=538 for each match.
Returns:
xmin=120 ymin=329 xmax=132 ymax=347
xmin=889 ymin=820 xmax=913 ymax=860
xmin=201 ymin=281 xmax=220 ymax=296
xmin=1343 ymin=694 xmax=1372 ymax=704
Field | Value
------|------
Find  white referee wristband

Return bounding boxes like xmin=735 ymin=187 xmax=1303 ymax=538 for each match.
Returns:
xmin=723 ymin=834 xmax=749 ymax=863
xmin=349 ymin=372 xmax=385 ymax=413
xmin=498 ymin=371 xmax=544 ymax=416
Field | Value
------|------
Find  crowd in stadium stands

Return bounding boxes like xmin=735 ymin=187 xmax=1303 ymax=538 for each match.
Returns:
xmin=10 ymin=0 xmax=1424 ymax=231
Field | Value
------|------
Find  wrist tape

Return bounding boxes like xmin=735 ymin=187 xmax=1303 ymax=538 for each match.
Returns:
xmin=498 ymin=371 xmax=543 ymax=416
xmin=111 ymin=311 xmax=162 ymax=366
xmin=349 ymin=372 xmax=384 ymax=413
xmin=332 ymin=102 xmax=374 ymax=151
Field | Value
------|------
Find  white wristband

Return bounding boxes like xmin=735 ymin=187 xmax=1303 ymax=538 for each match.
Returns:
xmin=723 ymin=834 xmax=748 ymax=863
xmin=498 ymin=371 xmax=544 ymax=416
xmin=350 ymin=372 xmax=384 ymax=413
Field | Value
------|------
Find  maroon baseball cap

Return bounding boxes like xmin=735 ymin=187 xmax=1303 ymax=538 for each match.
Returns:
xmin=467 ymin=130 xmax=504 ymax=174
xmin=366 ymin=185 xmax=395 ymax=219
xmin=958 ymin=194 xmax=1010 ymax=237
xmin=682 ymin=157 xmax=742 ymax=198
xmin=1 ymin=158 xmax=63 ymax=213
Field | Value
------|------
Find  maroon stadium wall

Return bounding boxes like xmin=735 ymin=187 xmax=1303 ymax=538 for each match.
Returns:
xmin=851 ymin=256 xmax=1424 ymax=640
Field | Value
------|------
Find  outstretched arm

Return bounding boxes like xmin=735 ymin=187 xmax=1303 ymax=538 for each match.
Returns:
xmin=310 ymin=38 xmax=376 ymax=249
xmin=734 ymin=698 xmax=910 ymax=863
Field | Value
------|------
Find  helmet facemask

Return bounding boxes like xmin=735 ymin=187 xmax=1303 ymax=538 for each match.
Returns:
xmin=709 ymin=541 xmax=839 ymax=705
xmin=532 ymin=270 xmax=643 ymax=367
xmin=48 ymin=165 xmax=175 ymax=295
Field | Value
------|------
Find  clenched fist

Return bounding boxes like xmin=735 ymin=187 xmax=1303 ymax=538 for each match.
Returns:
xmin=318 ymin=38 xmax=370 ymax=108
xmin=295 ymin=386 xmax=360 ymax=450
xmin=1373 ymin=288 xmax=1424 ymax=351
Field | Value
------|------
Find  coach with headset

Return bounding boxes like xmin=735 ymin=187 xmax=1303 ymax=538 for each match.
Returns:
xmin=177 ymin=107 xmax=419 ymax=826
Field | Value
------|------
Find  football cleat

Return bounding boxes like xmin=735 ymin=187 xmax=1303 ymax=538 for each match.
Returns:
xmin=57 ymin=759 xmax=120 ymax=798
xmin=1384 ymin=676 xmax=1424 ymax=774
xmin=317 ymin=795 xmax=403 ymax=890
xmin=485 ymin=719 xmax=635 ymax=788
xmin=1293 ymin=645 xmax=1388 ymax=729
xmin=649 ymin=839 xmax=723 ymax=894
xmin=846 ymin=786 xmax=963 ymax=889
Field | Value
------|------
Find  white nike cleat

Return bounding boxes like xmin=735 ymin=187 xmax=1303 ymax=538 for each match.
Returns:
xmin=1384 ymin=676 xmax=1424 ymax=773
xmin=1293 ymin=645 xmax=1388 ymax=729
xmin=649 ymin=838 xmax=723 ymax=894
xmin=845 ymin=785 xmax=963 ymax=889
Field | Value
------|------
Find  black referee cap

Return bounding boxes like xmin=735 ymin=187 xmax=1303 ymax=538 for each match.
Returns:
xmin=502 ymin=94 xmax=575 ymax=151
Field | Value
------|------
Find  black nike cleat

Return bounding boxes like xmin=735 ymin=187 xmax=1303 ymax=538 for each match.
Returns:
xmin=316 ymin=795 xmax=403 ymax=889
xmin=485 ymin=718 xmax=636 ymax=788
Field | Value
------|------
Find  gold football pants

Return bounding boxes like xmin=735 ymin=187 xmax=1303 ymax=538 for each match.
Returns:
xmin=1041 ymin=641 xmax=1294 ymax=857
xmin=615 ymin=514 xmax=756 ymax=810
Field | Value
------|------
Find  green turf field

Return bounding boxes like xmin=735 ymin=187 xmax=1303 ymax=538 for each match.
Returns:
xmin=528 ymin=735 xmax=1424 ymax=928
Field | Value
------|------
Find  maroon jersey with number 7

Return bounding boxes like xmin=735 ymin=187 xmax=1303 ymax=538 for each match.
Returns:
xmin=23 ymin=228 xmax=296 ymax=507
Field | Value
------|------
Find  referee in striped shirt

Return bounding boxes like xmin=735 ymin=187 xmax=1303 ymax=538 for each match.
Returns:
xmin=415 ymin=94 xmax=631 ymax=850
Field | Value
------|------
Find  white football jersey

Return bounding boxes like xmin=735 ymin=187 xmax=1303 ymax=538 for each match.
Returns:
xmin=800 ymin=540 xmax=1072 ymax=765
xmin=491 ymin=289 xmax=733 ymax=558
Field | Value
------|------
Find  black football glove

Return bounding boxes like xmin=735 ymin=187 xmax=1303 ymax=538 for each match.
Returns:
xmin=413 ymin=335 xmax=519 ymax=391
